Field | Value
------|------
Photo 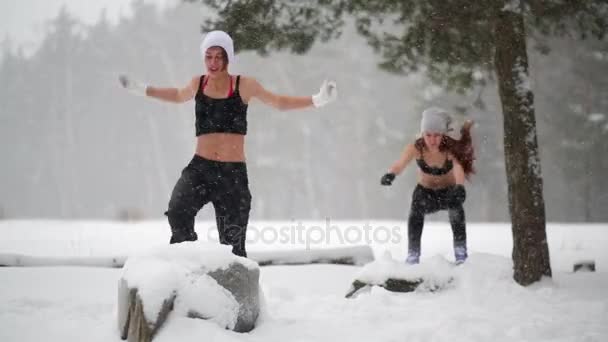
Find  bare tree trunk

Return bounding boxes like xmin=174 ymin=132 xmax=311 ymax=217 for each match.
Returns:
xmin=493 ymin=5 xmax=552 ymax=285
xmin=583 ymin=82 xmax=593 ymax=222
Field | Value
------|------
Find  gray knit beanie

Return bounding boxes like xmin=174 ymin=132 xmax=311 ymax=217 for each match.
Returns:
xmin=420 ymin=107 xmax=452 ymax=133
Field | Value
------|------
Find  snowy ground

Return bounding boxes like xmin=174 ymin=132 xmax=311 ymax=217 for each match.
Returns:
xmin=1 ymin=220 xmax=607 ymax=341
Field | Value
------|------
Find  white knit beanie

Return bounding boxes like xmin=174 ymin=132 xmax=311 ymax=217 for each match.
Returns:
xmin=420 ymin=107 xmax=452 ymax=133
xmin=200 ymin=30 xmax=235 ymax=64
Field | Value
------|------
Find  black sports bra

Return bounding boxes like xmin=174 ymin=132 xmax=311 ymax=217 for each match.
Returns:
xmin=194 ymin=75 xmax=248 ymax=136
xmin=416 ymin=152 xmax=453 ymax=176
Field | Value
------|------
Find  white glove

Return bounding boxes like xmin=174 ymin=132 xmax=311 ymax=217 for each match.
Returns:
xmin=312 ymin=80 xmax=337 ymax=108
xmin=118 ymin=74 xmax=148 ymax=96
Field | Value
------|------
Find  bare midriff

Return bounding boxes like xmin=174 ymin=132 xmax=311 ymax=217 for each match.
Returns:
xmin=195 ymin=133 xmax=246 ymax=162
xmin=417 ymin=171 xmax=455 ymax=190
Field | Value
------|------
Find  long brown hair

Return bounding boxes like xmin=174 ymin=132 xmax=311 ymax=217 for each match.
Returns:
xmin=414 ymin=124 xmax=476 ymax=179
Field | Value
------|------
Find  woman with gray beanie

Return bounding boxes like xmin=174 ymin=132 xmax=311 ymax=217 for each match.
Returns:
xmin=380 ymin=108 xmax=475 ymax=264
xmin=118 ymin=30 xmax=337 ymax=257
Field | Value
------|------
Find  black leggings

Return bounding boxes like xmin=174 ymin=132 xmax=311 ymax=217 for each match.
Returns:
xmin=165 ymin=155 xmax=251 ymax=257
xmin=407 ymin=184 xmax=466 ymax=254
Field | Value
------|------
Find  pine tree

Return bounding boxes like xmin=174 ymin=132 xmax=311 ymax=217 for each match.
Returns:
xmin=190 ymin=0 xmax=608 ymax=285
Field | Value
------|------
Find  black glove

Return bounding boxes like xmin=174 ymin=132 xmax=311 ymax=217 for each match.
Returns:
xmin=449 ymin=184 xmax=466 ymax=204
xmin=380 ymin=173 xmax=396 ymax=186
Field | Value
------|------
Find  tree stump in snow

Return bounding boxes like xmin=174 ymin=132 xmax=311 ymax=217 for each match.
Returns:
xmin=345 ymin=253 xmax=455 ymax=298
xmin=345 ymin=278 xmax=425 ymax=298
xmin=573 ymin=260 xmax=595 ymax=272
xmin=118 ymin=256 xmax=260 ymax=342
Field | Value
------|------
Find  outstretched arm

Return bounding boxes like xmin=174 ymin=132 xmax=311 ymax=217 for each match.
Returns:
xmin=119 ymin=75 xmax=199 ymax=103
xmin=388 ymin=143 xmax=417 ymax=175
xmin=240 ymin=77 xmax=337 ymax=111
xmin=381 ymin=143 xmax=417 ymax=186
xmin=146 ymin=76 xmax=199 ymax=103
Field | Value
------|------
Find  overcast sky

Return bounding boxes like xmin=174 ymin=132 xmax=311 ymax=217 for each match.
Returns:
xmin=0 ymin=0 xmax=175 ymax=55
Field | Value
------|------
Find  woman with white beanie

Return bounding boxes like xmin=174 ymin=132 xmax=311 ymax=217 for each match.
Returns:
xmin=380 ymin=108 xmax=475 ymax=264
xmin=118 ymin=30 xmax=337 ymax=257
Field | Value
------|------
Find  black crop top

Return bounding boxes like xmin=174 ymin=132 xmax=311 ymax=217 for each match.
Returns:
xmin=194 ymin=75 xmax=248 ymax=136
xmin=416 ymin=153 xmax=453 ymax=176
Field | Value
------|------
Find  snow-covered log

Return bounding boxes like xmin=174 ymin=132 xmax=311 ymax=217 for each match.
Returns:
xmin=249 ymin=245 xmax=374 ymax=266
xmin=0 ymin=253 xmax=126 ymax=267
xmin=0 ymin=245 xmax=374 ymax=268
